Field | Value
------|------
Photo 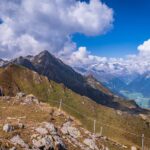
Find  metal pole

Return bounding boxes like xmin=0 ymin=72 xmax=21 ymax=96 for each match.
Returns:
xmin=59 ymin=99 xmax=62 ymax=111
xmin=142 ymin=134 xmax=144 ymax=150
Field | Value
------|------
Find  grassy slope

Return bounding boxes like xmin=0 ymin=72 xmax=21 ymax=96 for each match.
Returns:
xmin=0 ymin=65 xmax=150 ymax=148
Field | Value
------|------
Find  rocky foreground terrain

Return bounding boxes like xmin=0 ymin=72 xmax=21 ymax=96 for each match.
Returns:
xmin=0 ymin=93 xmax=134 ymax=150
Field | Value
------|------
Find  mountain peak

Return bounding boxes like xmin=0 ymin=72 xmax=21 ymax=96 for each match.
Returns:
xmin=38 ymin=50 xmax=52 ymax=57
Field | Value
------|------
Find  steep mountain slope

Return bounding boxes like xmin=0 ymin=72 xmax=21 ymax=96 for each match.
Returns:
xmin=3 ymin=50 xmax=134 ymax=109
xmin=0 ymin=64 xmax=150 ymax=148
xmin=75 ymin=66 xmax=127 ymax=93
xmin=85 ymin=74 xmax=113 ymax=96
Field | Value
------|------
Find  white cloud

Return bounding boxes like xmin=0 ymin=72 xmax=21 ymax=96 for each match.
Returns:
xmin=138 ymin=39 xmax=150 ymax=55
xmin=67 ymin=40 xmax=150 ymax=76
xmin=0 ymin=0 xmax=113 ymax=58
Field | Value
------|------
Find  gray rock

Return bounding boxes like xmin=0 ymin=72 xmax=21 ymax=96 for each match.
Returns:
xmin=32 ymin=135 xmax=53 ymax=149
xmin=10 ymin=135 xmax=28 ymax=148
xmin=61 ymin=122 xmax=80 ymax=138
xmin=3 ymin=124 xmax=14 ymax=132
xmin=83 ymin=138 xmax=98 ymax=150
xmin=24 ymin=94 xmax=39 ymax=104
xmin=53 ymin=135 xmax=66 ymax=150
xmin=67 ymin=126 xmax=80 ymax=138
xmin=35 ymin=127 xmax=48 ymax=135
xmin=68 ymin=136 xmax=87 ymax=150
xmin=43 ymin=122 xmax=57 ymax=135
xmin=16 ymin=92 xmax=26 ymax=98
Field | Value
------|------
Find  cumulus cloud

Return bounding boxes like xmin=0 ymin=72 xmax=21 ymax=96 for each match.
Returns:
xmin=67 ymin=40 xmax=150 ymax=76
xmin=0 ymin=0 xmax=113 ymax=58
xmin=138 ymin=39 xmax=150 ymax=55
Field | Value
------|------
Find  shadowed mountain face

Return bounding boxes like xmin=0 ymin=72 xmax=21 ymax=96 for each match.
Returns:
xmin=1 ymin=50 xmax=140 ymax=110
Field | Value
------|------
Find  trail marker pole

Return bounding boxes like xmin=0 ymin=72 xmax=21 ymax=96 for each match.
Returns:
xmin=142 ymin=134 xmax=144 ymax=150
xmin=93 ymin=120 xmax=96 ymax=134
xmin=59 ymin=99 xmax=62 ymax=111
xmin=100 ymin=126 xmax=103 ymax=136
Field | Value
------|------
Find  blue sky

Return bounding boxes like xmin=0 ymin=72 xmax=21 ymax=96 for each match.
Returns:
xmin=73 ymin=0 xmax=150 ymax=57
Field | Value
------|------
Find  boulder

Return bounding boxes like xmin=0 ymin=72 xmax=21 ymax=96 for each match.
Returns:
xmin=61 ymin=122 xmax=80 ymax=138
xmin=35 ymin=127 xmax=48 ymax=135
xmin=16 ymin=92 xmax=26 ymax=98
xmin=67 ymin=127 xmax=80 ymax=138
xmin=32 ymin=135 xmax=53 ymax=149
xmin=24 ymin=94 xmax=39 ymax=104
xmin=83 ymin=138 xmax=98 ymax=150
xmin=43 ymin=122 xmax=57 ymax=135
xmin=10 ymin=135 xmax=28 ymax=148
xmin=3 ymin=124 xmax=14 ymax=132
xmin=53 ymin=135 xmax=66 ymax=150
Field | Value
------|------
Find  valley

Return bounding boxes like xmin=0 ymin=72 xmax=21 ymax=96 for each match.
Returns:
xmin=120 ymin=91 xmax=150 ymax=109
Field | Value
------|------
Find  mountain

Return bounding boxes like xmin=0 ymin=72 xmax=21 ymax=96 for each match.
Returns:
xmin=103 ymin=77 xmax=128 ymax=95
xmin=2 ymin=50 xmax=136 ymax=110
xmin=75 ymin=66 xmax=128 ymax=97
xmin=85 ymin=74 xmax=113 ymax=96
xmin=0 ymin=64 xmax=150 ymax=148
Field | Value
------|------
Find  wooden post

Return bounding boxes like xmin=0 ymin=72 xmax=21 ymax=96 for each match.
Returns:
xmin=59 ymin=99 xmax=62 ymax=111
xmin=100 ymin=126 xmax=103 ymax=136
xmin=142 ymin=134 xmax=144 ymax=150
xmin=93 ymin=120 xmax=96 ymax=134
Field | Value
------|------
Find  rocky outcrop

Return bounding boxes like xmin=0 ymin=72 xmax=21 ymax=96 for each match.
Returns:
xmin=83 ymin=138 xmax=98 ymax=150
xmin=10 ymin=135 xmax=28 ymax=148
xmin=32 ymin=135 xmax=54 ymax=150
xmin=61 ymin=121 xmax=81 ymax=139
xmin=3 ymin=124 xmax=14 ymax=132
xmin=16 ymin=92 xmax=39 ymax=104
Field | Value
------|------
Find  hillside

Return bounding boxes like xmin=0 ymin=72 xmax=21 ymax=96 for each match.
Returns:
xmin=85 ymin=74 xmax=113 ymax=96
xmin=0 ymin=94 xmax=120 ymax=150
xmin=1 ymin=51 xmax=123 ymax=108
xmin=2 ymin=51 xmax=141 ymax=111
xmin=0 ymin=65 xmax=150 ymax=149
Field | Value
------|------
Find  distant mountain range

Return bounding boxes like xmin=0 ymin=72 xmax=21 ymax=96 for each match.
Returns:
xmin=75 ymin=66 xmax=150 ymax=108
xmin=1 ymin=51 xmax=150 ymax=108
xmin=0 ymin=50 xmax=141 ymax=112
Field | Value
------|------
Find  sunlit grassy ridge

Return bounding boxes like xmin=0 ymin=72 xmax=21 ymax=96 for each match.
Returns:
xmin=0 ymin=64 xmax=150 ymax=149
